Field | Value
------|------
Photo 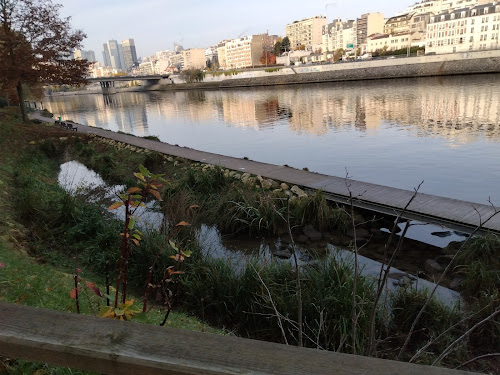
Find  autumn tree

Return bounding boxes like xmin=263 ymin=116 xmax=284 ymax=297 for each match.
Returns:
xmin=0 ymin=0 xmax=89 ymax=122
xmin=259 ymin=51 xmax=276 ymax=65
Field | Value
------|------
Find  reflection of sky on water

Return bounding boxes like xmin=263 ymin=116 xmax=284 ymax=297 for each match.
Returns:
xmin=46 ymin=74 xmax=500 ymax=205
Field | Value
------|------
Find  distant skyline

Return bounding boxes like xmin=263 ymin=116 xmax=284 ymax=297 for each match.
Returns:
xmin=61 ymin=0 xmax=415 ymax=63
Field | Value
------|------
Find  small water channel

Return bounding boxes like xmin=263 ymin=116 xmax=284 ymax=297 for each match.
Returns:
xmin=58 ymin=160 xmax=463 ymax=307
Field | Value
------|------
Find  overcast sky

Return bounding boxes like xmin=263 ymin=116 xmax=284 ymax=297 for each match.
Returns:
xmin=59 ymin=0 xmax=414 ymax=62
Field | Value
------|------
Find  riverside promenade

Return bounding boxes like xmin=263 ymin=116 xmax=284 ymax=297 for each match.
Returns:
xmin=32 ymin=112 xmax=500 ymax=234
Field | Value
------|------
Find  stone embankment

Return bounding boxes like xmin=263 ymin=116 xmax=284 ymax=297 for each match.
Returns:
xmin=165 ymin=50 xmax=500 ymax=90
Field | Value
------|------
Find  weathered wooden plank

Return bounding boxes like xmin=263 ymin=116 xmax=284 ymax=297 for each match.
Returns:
xmin=0 ymin=303 xmax=478 ymax=375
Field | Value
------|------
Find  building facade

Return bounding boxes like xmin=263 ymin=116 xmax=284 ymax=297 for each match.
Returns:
xmin=366 ymin=31 xmax=416 ymax=52
xmin=402 ymin=0 xmax=485 ymax=15
xmin=74 ymin=49 xmax=96 ymax=62
xmin=181 ymin=48 xmax=206 ymax=70
xmin=426 ymin=2 xmax=500 ymax=53
xmin=357 ymin=13 xmax=385 ymax=46
xmin=221 ymin=34 xmax=275 ymax=69
xmin=285 ymin=16 xmax=327 ymax=50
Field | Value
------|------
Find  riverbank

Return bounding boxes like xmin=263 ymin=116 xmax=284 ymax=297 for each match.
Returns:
xmin=4 ymin=108 xmax=499 ymax=372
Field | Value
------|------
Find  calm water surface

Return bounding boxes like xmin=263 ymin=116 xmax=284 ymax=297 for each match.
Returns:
xmin=45 ymin=74 xmax=500 ymax=205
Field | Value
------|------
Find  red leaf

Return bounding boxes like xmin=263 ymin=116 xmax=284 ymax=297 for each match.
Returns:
xmin=77 ymin=268 xmax=82 ymax=273
xmin=150 ymin=189 xmax=162 ymax=201
xmin=126 ymin=187 xmax=142 ymax=194
xmin=176 ymin=221 xmax=190 ymax=227
xmin=108 ymin=202 xmax=124 ymax=210
xmin=69 ymin=287 xmax=81 ymax=299
xmin=0 ymin=262 xmax=5 ymax=269
xmin=86 ymin=282 xmax=103 ymax=297
xmin=189 ymin=205 xmax=200 ymax=209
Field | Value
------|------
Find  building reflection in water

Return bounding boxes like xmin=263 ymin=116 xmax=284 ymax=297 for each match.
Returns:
xmin=45 ymin=74 xmax=500 ymax=147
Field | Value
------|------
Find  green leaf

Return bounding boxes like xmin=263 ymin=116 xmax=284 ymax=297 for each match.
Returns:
xmin=134 ymin=172 xmax=145 ymax=182
xmin=139 ymin=164 xmax=150 ymax=177
xmin=132 ymin=233 xmax=141 ymax=240
xmin=128 ymin=217 xmax=136 ymax=230
xmin=169 ymin=240 xmax=178 ymax=251
xmin=183 ymin=250 xmax=193 ymax=257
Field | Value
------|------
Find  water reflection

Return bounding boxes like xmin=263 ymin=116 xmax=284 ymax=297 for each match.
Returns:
xmin=45 ymin=74 xmax=500 ymax=204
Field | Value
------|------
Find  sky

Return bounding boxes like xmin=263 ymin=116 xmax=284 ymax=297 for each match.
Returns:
xmin=59 ymin=0 xmax=415 ymax=62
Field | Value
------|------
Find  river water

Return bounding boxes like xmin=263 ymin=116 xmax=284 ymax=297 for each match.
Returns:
xmin=45 ymin=74 xmax=500 ymax=205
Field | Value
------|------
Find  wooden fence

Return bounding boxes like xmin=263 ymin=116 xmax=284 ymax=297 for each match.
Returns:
xmin=0 ymin=303 xmax=477 ymax=375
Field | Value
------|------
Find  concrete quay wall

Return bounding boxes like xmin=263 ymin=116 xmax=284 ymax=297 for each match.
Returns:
xmin=165 ymin=50 xmax=500 ymax=90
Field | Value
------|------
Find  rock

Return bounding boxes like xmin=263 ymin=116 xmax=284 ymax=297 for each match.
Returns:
xmin=303 ymin=225 xmax=322 ymax=241
xmin=450 ymin=277 xmax=463 ymax=290
xmin=425 ymin=259 xmax=444 ymax=275
xmin=167 ymin=157 xmax=174 ymax=162
xmin=346 ymin=228 xmax=370 ymax=238
xmin=228 ymin=171 xmax=236 ymax=177
xmin=436 ymin=255 xmax=454 ymax=267
xmin=173 ymin=161 xmax=179 ymax=166
xmin=273 ymin=189 xmax=283 ymax=194
xmin=241 ymin=173 xmax=251 ymax=179
xmin=296 ymin=235 xmax=309 ymax=244
xmin=442 ymin=241 xmax=463 ymax=255
xmin=291 ymin=185 xmax=307 ymax=198
xmin=272 ymin=249 xmax=292 ymax=259
xmin=261 ymin=179 xmax=273 ymax=189
xmin=257 ymin=175 xmax=263 ymax=182
xmin=431 ymin=231 xmax=452 ymax=238
xmin=280 ymin=183 xmax=290 ymax=190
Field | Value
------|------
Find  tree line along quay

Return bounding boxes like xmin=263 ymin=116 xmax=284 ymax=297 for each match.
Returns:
xmin=1 ymin=0 xmax=499 ymax=374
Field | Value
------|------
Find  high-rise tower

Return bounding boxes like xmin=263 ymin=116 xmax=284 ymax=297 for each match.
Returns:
xmin=122 ymin=39 xmax=138 ymax=71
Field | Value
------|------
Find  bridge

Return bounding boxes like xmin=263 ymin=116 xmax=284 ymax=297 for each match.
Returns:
xmin=87 ymin=74 xmax=171 ymax=95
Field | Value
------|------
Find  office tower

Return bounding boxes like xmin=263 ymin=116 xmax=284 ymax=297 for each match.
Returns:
xmin=122 ymin=38 xmax=138 ymax=71
xmin=102 ymin=40 xmax=125 ymax=70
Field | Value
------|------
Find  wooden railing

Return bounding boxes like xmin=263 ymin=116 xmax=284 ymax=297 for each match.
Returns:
xmin=0 ymin=303 xmax=476 ymax=375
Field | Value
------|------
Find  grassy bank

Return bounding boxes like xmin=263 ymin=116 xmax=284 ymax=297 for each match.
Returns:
xmin=1 ymin=107 xmax=499 ymax=373
xmin=0 ymin=109 xmax=218 ymax=374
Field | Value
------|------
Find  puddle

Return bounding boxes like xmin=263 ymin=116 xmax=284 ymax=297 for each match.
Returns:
xmin=330 ymin=246 xmax=461 ymax=308
xmin=58 ymin=160 xmax=462 ymax=307
xmin=58 ymin=161 xmax=163 ymax=229
xmin=382 ymin=221 xmax=467 ymax=248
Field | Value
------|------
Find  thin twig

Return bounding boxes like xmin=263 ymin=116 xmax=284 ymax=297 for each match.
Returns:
xmin=398 ymin=207 xmax=500 ymax=360
xmin=287 ymin=197 xmax=303 ymax=347
xmin=432 ymin=308 xmax=500 ymax=366
xmin=368 ymin=182 xmax=423 ymax=356
xmin=455 ymin=353 xmax=500 ymax=369
xmin=250 ymin=263 xmax=289 ymax=345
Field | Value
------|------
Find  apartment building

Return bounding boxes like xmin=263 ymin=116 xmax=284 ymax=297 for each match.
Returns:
xmin=402 ymin=0 xmax=486 ymax=15
xmin=366 ymin=32 xmax=416 ymax=52
xmin=357 ymin=13 xmax=385 ymax=46
xmin=285 ymin=16 xmax=327 ymax=50
xmin=426 ymin=2 xmax=500 ymax=53
xmin=385 ymin=13 xmax=415 ymax=34
xmin=169 ymin=53 xmax=184 ymax=70
xmin=222 ymin=34 xmax=277 ymax=69
xmin=181 ymin=48 xmax=206 ymax=70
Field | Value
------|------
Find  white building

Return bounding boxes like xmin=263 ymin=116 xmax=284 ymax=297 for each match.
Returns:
xmin=401 ymin=0 xmax=486 ymax=15
xmin=322 ymin=19 xmax=357 ymax=53
xmin=366 ymin=32 xmax=419 ymax=52
xmin=286 ymin=16 xmax=327 ymax=50
xmin=426 ymin=2 xmax=500 ymax=54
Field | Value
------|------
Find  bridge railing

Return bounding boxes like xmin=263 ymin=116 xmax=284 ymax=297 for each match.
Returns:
xmin=0 ymin=303 xmax=476 ymax=375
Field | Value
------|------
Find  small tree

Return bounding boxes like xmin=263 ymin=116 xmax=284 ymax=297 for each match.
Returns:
xmin=0 ymin=0 xmax=89 ymax=122
xmin=274 ymin=40 xmax=282 ymax=56
xmin=281 ymin=36 xmax=291 ymax=52
xmin=260 ymin=51 xmax=276 ymax=65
